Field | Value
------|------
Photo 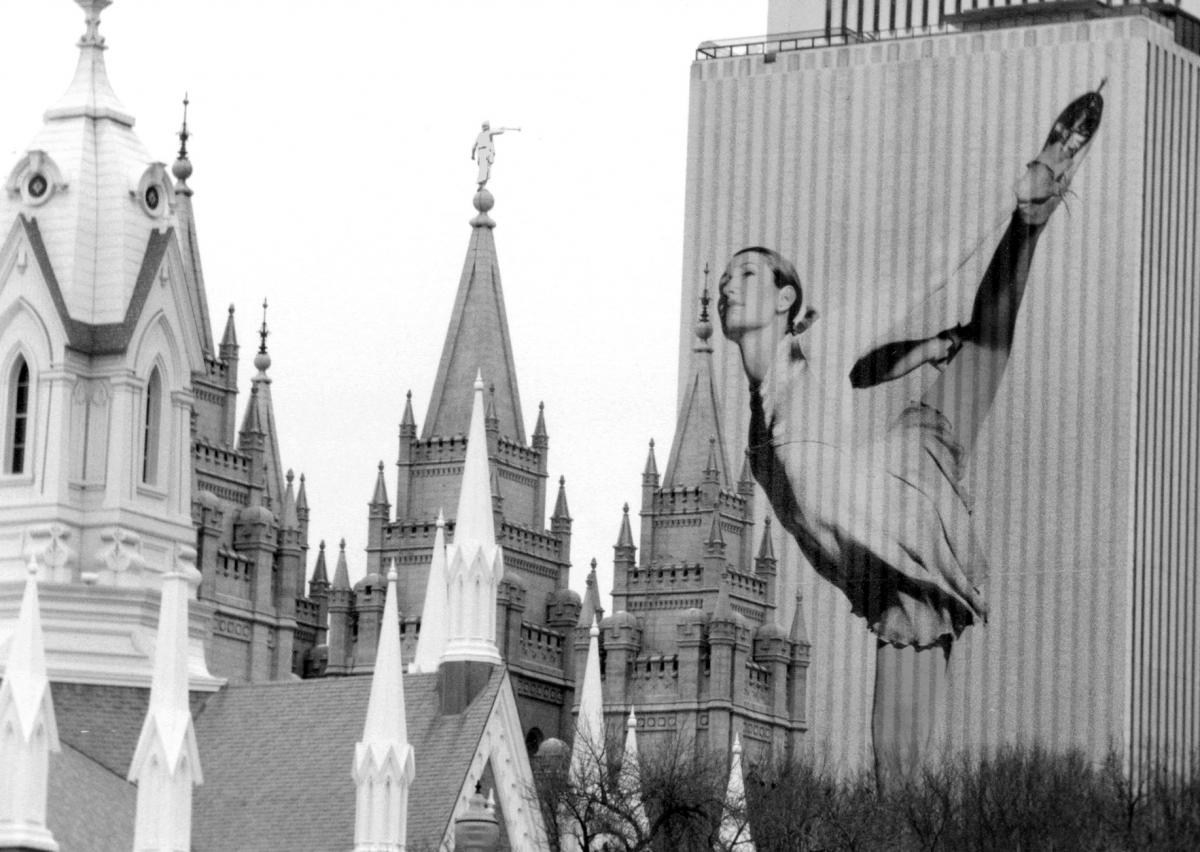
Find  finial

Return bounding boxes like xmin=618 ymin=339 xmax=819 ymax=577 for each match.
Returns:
xmin=695 ymin=266 xmax=713 ymax=342
xmin=650 ymin=438 xmax=655 ymax=449
xmin=559 ymin=475 xmax=565 ymax=486
xmin=339 ymin=538 xmax=346 ymax=551
xmin=286 ymin=469 xmax=294 ymax=485
xmin=172 ymin=94 xmax=194 ymax=184
xmin=77 ymin=0 xmax=111 ymax=49
xmin=623 ymin=502 xmax=629 ymax=514
xmin=319 ymin=539 xmax=326 ymax=551
xmin=254 ymin=299 xmax=271 ymax=373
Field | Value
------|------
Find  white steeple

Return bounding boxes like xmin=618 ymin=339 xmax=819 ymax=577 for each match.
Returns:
xmin=353 ymin=563 xmax=415 ymax=851
xmin=568 ymin=617 xmax=605 ymax=790
xmin=410 ymin=510 xmax=448 ymax=673
xmin=718 ymin=733 xmax=756 ymax=852
xmin=440 ymin=373 xmax=503 ymax=665
xmin=619 ymin=707 xmax=649 ymax=840
xmin=0 ymin=556 xmax=61 ymax=852
xmin=128 ymin=546 xmax=204 ymax=852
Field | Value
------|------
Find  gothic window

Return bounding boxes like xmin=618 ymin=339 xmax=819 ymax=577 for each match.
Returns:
xmin=6 ymin=357 xmax=29 ymax=474
xmin=142 ymin=368 xmax=162 ymax=485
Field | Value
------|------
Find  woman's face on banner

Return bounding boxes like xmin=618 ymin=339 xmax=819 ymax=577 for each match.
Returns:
xmin=718 ymin=250 xmax=792 ymax=341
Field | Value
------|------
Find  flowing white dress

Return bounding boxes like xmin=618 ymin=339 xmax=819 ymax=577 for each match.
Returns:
xmin=749 ymin=342 xmax=988 ymax=649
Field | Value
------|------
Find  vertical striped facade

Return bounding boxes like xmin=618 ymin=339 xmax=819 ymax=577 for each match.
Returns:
xmin=680 ymin=13 xmax=1198 ymax=773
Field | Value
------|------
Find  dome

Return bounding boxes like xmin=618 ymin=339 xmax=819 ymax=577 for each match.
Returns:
xmin=237 ymin=504 xmax=276 ymax=527
xmin=549 ymin=588 xmax=582 ymax=608
xmin=537 ymin=737 xmax=569 ymax=760
xmin=354 ymin=572 xmax=384 ymax=593
xmin=681 ymin=607 xmax=709 ymax=625
xmin=601 ymin=610 xmax=639 ymax=630
xmin=756 ymin=622 xmax=787 ymax=641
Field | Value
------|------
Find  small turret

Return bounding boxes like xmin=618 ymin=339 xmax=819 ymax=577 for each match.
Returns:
xmin=754 ymin=517 xmax=778 ymax=612
xmin=367 ymin=462 xmax=391 ymax=573
xmin=309 ymin=540 xmax=331 ymax=648
xmin=550 ymin=475 xmax=572 ymax=563
xmin=327 ymin=539 xmax=354 ymax=676
xmin=296 ymin=472 xmax=310 ymax=551
xmin=396 ymin=390 xmax=417 ymax=520
xmin=639 ymin=439 xmax=658 ymax=561
xmin=613 ymin=504 xmax=636 ymax=584
xmin=532 ymin=401 xmax=548 ymax=451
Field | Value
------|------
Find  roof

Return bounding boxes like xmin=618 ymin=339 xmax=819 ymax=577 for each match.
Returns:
xmin=661 ymin=331 xmax=731 ymax=489
xmin=192 ymin=670 xmax=503 ymax=851
xmin=47 ymin=742 xmax=136 ymax=851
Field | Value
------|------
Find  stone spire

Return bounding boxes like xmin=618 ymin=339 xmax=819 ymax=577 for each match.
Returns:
xmin=310 ymin=539 xmax=329 ymax=587
xmin=370 ymin=461 xmax=389 ymax=509
xmin=662 ymin=285 xmax=731 ymax=488
xmin=353 ymin=564 xmax=415 ymax=852
xmin=46 ymin=1 xmax=133 ymax=125
xmin=128 ymin=546 xmax=204 ymax=852
xmin=577 ymin=560 xmax=604 ymax=628
xmin=718 ymin=733 xmax=755 ymax=852
xmin=411 ymin=510 xmax=449 ymax=673
xmin=170 ymin=92 xmax=214 ymax=355
xmin=440 ymin=374 xmax=502 ymax=666
xmin=422 ymin=190 xmax=526 ymax=445
xmin=569 ymin=617 xmax=605 ymax=791
xmin=0 ymin=557 xmax=60 ymax=852
xmin=332 ymin=539 xmax=351 ymax=591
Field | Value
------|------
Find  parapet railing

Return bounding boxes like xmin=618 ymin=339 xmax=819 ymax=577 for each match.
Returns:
xmin=695 ymin=0 xmax=1194 ymax=61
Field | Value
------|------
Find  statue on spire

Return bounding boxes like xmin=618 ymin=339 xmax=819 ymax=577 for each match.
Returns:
xmin=471 ymin=120 xmax=520 ymax=188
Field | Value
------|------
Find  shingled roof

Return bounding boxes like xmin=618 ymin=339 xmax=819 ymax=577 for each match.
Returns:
xmin=192 ymin=669 xmax=503 ymax=851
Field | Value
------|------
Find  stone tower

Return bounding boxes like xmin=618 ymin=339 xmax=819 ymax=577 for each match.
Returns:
xmin=601 ymin=286 xmax=810 ymax=759
xmin=328 ymin=186 xmax=579 ymax=743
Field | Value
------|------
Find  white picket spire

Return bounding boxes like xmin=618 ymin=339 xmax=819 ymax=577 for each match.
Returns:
xmin=128 ymin=546 xmax=204 ymax=852
xmin=620 ymin=707 xmax=649 ymax=839
xmin=410 ymin=510 xmax=448 ymax=673
xmin=717 ymin=733 xmax=755 ymax=852
xmin=0 ymin=556 xmax=61 ymax=852
xmin=568 ymin=617 xmax=605 ymax=790
xmin=354 ymin=563 xmax=415 ymax=851
xmin=440 ymin=372 xmax=503 ymax=665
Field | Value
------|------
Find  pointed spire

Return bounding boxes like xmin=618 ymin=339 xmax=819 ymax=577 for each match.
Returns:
xmin=569 ymin=617 xmax=605 ymax=792
xmin=128 ymin=547 xmax=204 ymax=851
xmin=738 ymin=450 xmax=754 ymax=492
xmin=619 ymin=707 xmax=650 ymax=839
xmin=333 ymin=539 xmax=351 ymax=591
xmin=552 ymin=475 xmax=571 ymax=522
xmin=757 ymin=517 xmax=776 ymax=562
xmin=45 ymin=0 xmax=134 ymax=126
xmin=704 ymin=437 xmax=721 ymax=483
xmin=707 ymin=510 xmax=726 ymax=547
xmin=713 ymin=572 xmax=735 ymax=623
xmin=353 ymin=563 xmax=416 ymax=851
xmin=401 ymin=390 xmax=416 ymax=431
xmin=661 ymin=282 xmax=731 ymax=489
xmin=412 ymin=511 xmax=449 ymax=673
xmin=454 ymin=373 xmax=496 ymax=547
xmin=533 ymin=401 xmax=548 ymax=443
xmin=578 ymin=560 xmax=603 ymax=628
xmin=311 ymin=540 xmax=329 ymax=586
xmin=485 ymin=383 xmax=499 ymax=425
xmin=615 ymin=503 xmax=635 ymax=549
xmin=220 ymin=304 xmax=238 ymax=350
xmin=0 ymin=557 xmax=61 ymax=852
xmin=642 ymin=438 xmax=659 ymax=484
xmin=441 ymin=374 xmax=503 ymax=666
xmin=239 ymin=384 xmax=263 ymax=436
xmin=282 ymin=469 xmax=299 ymax=530
xmin=370 ymin=461 xmax=389 ymax=507
xmin=718 ymin=734 xmax=755 ymax=852
xmin=296 ymin=472 xmax=309 ymax=518
xmin=422 ymin=191 xmax=526 ymax=444
xmin=789 ymin=590 xmax=809 ymax=646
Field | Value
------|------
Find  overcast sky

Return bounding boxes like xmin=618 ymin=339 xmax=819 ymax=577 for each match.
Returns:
xmin=0 ymin=0 xmax=769 ymax=609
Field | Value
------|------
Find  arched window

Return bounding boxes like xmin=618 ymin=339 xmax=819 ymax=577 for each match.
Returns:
xmin=142 ymin=368 xmax=162 ymax=485
xmin=7 ymin=357 xmax=29 ymax=474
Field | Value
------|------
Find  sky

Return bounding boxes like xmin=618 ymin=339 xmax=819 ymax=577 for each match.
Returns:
xmin=0 ymin=0 xmax=769 ymax=609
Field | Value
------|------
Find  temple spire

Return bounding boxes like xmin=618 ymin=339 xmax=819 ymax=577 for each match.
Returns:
xmin=718 ymin=733 xmax=755 ymax=852
xmin=422 ymin=189 xmax=526 ymax=444
xmin=353 ymin=564 xmax=415 ymax=851
xmin=0 ymin=557 xmax=61 ymax=852
xmin=128 ymin=547 xmax=204 ymax=852
xmin=411 ymin=511 xmax=449 ymax=673
xmin=45 ymin=0 xmax=133 ymax=126
xmin=662 ymin=284 xmax=730 ymax=488
xmin=440 ymin=374 xmax=503 ymax=665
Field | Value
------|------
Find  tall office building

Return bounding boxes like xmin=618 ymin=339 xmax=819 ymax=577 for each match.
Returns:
xmin=682 ymin=0 xmax=1200 ymax=776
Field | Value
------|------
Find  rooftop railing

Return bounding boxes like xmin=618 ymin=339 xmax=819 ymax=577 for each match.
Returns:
xmin=696 ymin=0 xmax=1196 ymax=60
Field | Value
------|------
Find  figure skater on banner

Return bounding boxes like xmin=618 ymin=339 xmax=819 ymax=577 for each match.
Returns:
xmin=717 ymin=86 xmax=1104 ymax=781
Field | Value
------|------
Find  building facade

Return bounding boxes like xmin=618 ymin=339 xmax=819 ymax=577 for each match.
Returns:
xmin=685 ymin=0 xmax=1200 ymax=776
